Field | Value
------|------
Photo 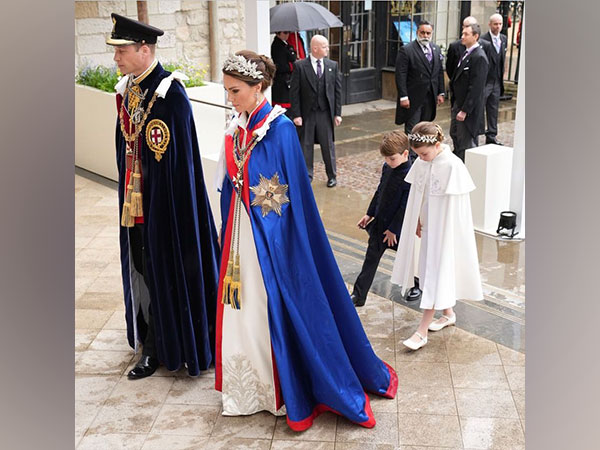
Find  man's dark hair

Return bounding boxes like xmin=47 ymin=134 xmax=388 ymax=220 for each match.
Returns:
xmin=134 ymin=42 xmax=156 ymax=54
xmin=466 ymin=23 xmax=481 ymax=38
xmin=418 ymin=20 xmax=433 ymax=29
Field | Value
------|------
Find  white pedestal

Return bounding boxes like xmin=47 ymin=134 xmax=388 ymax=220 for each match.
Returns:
xmin=465 ymin=144 xmax=514 ymax=235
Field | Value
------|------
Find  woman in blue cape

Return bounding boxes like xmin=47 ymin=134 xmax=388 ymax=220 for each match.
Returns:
xmin=214 ymin=51 xmax=398 ymax=431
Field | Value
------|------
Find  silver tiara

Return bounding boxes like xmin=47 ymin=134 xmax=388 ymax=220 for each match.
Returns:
xmin=408 ymin=133 xmax=438 ymax=143
xmin=222 ymin=54 xmax=264 ymax=80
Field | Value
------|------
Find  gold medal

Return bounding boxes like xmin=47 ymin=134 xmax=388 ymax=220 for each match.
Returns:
xmin=146 ymin=119 xmax=170 ymax=162
xmin=250 ymin=173 xmax=290 ymax=217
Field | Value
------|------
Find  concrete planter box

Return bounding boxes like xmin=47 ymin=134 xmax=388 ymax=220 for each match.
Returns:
xmin=75 ymin=81 xmax=227 ymax=222
xmin=75 ymin=84 xmax=119 ymax=181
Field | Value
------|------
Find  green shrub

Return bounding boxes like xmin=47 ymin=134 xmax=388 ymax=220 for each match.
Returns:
xmin=76 ymin=65 xmax=120 ymax=93
xmin=163 ymin=62 xmax=207 ymax=88
xmin=76 ymin=61 xmax=207 ymax=93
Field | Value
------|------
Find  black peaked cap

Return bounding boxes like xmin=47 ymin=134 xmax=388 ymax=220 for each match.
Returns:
xmin=106 ymin=13 xmax=164 ymax=46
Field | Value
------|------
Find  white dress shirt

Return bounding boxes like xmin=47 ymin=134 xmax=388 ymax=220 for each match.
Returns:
xmin=490 ymin=32 xmax=502 ymax=53
xmin=309 ymin=54 xmax=323 ymax=76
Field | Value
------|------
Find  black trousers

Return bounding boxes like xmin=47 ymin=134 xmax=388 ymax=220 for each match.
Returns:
xmin=300 ymin=108 xmax=336 ymax=181
xmin=483 ymin=80 xmax=501 ymax=140
xmin=352 ymin=225 xmax=393 ymax=301
xmin=449 ymin=105 xmax=477 ymax=162
xmin=404 ymin=94 xmax=435 ymax=163
xmin=128 ymin=224 xmax=157 ymax=358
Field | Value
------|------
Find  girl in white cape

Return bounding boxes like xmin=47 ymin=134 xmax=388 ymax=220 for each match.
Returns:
xmin=391 ymin=122 xmax=483 ymax=350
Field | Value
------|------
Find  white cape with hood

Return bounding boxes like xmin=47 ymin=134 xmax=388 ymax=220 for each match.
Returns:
xmin=391 ymin=145 xmax=483 ymax=310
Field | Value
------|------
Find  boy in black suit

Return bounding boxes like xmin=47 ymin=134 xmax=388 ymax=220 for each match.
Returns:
xmin=351 ymin=130 xmax=418 ymax=307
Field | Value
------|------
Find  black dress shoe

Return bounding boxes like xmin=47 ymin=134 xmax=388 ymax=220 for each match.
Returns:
xmin=127 ymin=355 xmax=159 ymax=379
xmin=405 ymin=287 xmax=422 ymax=302
xmin=351 ymin=294 xmax=366 ymax=307
xmin=326 ymin=178 xmax=337 ymax=188
xmin=485 ymin=138 xmax=503 ymax=145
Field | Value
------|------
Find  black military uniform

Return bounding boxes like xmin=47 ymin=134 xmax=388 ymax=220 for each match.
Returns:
xmin=271 ymin=34 xmax=297 ymax=118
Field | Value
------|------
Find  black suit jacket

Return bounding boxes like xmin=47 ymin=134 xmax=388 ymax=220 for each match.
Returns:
xmin=480 ymin=31 xmax=507 ymax=95
xmin=451 ymin=44 xmax=489 ymax=135
xmin=394 ymin=40 xmax=445 ymax=125
xmin=289 ymin=57 xmax=342 ymax=127
xmin=271 ymin=36 xmax=297 ymax=104
xmin=446 ymin=39 xmax=466 ymax=84
xmin=366 ymin=161 xmax=412 ymax=241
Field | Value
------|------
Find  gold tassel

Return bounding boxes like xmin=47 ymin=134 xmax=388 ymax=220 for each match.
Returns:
xmin=132 ymin=160 xmax=142 ymax=191
xmin=229 ymin=253 xmax=241 ymax=309
xmin=130 ymin=160 xmax=143 ymax=216
xmin=221 ymin=255 xmax=234 ymax=305
xmin=121 ymin=180 xmax=135 ymax=227
xmin=130 ymin=191 xmax=143 ymax=217
xmin=121 ymin=202 xmax=135 ymax=227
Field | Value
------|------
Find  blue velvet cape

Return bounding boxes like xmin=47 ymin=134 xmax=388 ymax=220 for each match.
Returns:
xmin=216 ymin=101 xmax=397 ymax=431
xmin=116 ymin=63 xmax=220 ymax=375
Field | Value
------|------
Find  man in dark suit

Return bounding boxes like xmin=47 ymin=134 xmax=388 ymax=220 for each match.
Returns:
xmin=446 ymin=16 xmax=478 ymax=89
xmin=480 ymin=13 xmax=507 ymax=145
xmin=446 ymin=16 xmax=480 ymax=151
xmin=394 ymin=20 xmax=445 ymax=160
xmin=449 ymin=23 xmax=489 ymax=162
xmin=290 ymin=34 xmax=342 ymax=187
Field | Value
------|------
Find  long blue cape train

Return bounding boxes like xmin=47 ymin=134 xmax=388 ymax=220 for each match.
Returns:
xmin=216 ymin=100 xmax=397 ymax=431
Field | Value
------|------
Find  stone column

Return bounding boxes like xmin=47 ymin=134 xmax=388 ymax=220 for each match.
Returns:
xmin=244 ymin=0 xmax=271 ymax=55
xmin=244 ymin=0 xmax=271 ymax=101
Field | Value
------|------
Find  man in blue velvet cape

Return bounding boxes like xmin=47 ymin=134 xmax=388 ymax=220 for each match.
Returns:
xmin=215 ymin=97 xmax=398 ymax=431
xmin=108 ymin=14 xmax=219 ymax=379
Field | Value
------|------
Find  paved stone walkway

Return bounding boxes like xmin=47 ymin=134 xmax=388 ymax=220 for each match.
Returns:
xmin=75 ymin=174 xmax=525 ymax=449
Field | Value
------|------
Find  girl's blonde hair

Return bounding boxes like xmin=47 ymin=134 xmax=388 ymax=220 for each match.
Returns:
xmin=409 ymin=121 xmax=444 ymax=148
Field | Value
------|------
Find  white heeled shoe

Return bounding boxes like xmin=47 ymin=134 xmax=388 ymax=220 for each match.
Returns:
xmin=403 ymin=331 xmax=428 ymax=350
xmin=428 ymin=314 xmax=456 ymax=332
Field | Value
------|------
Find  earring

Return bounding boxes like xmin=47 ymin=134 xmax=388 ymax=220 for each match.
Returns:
xmin=254 ymin=92 xmax=258 ymax=100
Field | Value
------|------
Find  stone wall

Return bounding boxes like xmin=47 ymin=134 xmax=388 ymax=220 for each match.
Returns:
xmin=75 ymin=0 xmax=246 ymax=81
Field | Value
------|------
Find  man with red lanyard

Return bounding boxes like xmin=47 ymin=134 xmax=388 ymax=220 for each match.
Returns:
xmin=107 ymin=13 xmax=220 ymax=380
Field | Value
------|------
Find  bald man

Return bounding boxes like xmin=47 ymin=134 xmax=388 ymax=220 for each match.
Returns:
xmin=290 ymin=34 xmax=342 ymax=187
xmin=480 ymin=13 xmax=507 ymax=145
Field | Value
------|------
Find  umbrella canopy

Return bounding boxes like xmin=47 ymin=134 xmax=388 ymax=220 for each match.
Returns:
xmin=270 ymin=2 xmax=344 ymax=33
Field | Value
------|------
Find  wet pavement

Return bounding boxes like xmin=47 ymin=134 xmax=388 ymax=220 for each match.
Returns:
xmin=310 ymin=97 xmax=524 ymax=353
xmin=75 ymin=170 xmax=525 ymax=448
xmin=74 ymin=94 xmax=524 ymax=448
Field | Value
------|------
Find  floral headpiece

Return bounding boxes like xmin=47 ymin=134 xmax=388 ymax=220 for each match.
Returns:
xmin=222 ymin=54 xmax=264 ymax=80
xmin=408 ymin=133 xmax=439 ymax=144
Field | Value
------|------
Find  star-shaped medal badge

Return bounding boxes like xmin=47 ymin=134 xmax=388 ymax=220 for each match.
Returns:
xmin=250 ymin=173 xmax=290 ymax=217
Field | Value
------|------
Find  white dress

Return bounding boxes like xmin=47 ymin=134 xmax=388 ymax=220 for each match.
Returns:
xmin=220 ymin=207 xmax=285 ymax=416
xmin=217 ymin=103 xmax=287 ymax=417
xmin=391 ymin=145 xmax=483 ymax=310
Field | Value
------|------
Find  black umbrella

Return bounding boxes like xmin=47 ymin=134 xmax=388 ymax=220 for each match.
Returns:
xmin=269 ymin=1 xmax=344 ymax=33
